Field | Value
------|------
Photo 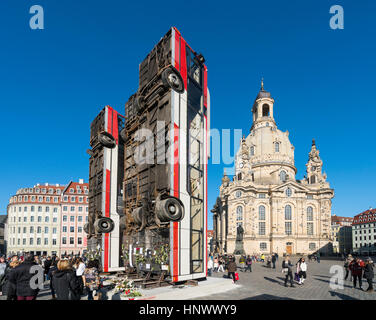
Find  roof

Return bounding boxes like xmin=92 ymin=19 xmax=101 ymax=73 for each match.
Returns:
xmin=331 ymin=215 xmax=353 ymax=224
xmin=352 ymin=209 xmax=376 ymax=225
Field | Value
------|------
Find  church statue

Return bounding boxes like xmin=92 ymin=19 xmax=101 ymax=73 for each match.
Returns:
xmin=236 ymin=224 xmax=244 ymax=241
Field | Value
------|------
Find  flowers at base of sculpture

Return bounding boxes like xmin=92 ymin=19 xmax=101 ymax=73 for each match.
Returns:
xmin=112 ymin=277 xmax=142 ymax=298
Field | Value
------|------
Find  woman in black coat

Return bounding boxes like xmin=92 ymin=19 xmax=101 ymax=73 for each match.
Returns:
xmin=51 ymin=260 xmax=81 ymax=300
xmin=363 ymin=258 xmax=374 ymax=292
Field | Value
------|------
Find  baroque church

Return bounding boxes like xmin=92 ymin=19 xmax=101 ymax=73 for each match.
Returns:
xmin=212 ymin=81 xmax=334 ymax=256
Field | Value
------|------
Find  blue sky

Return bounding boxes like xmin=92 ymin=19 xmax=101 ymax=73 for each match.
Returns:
xmin=1 ymin=1 xmax=375 ymax=228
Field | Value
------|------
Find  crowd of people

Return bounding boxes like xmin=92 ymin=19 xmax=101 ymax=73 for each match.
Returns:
xmin=343 ymin=254 xmax=374 ymax=292
xmin=0 ymin=253 xmax=102 ymax=300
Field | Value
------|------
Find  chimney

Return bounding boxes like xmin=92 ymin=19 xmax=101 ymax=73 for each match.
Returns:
xmin=79 ymin=179 xmax=84 ymax=184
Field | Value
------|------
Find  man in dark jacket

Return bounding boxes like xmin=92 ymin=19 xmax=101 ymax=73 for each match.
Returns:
xmin=8 ymin=253 xmax=40 ymax=300
xmin=271 ymin=254 xmax=276 ymax=269
xmin=349 ymin=258 xmax=363 ymax=290
xmin=363 ymin=258 xmax=374 ymax=292
xmin=282 ymin=256 xmax=295 ymax=288
xmin=227 ymin=257 xmax=238 ymax=283
xmin=44 ymin=256 xmax=52 ymax=281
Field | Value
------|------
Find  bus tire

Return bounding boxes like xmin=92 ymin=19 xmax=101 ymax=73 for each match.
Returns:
xmin=94 ymin=217 xmax=115 ymax=233
xmin=161 ymin=67 xmax=184 ymax=93
xmin=98 ymin=132 xmax=116 ymax=148
xmin=156 ymin=197 xmax=184 ymax=222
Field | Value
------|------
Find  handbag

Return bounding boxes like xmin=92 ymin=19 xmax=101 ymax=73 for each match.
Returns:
xmin=294 ymin=272 xmax=300 ymax=281
xmin=234 ymin=272 xmax=239 ymax=281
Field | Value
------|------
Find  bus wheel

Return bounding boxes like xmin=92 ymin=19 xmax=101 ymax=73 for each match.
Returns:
xmin=156 ymin=197 xmax=184 ymax=222
xmin=98 ymin=132 xmax=116 ymax=148
xmin=94 ymin=217 xmax=115 ymax=233
xmin=162 ymin=67 xmax=184 ymax=93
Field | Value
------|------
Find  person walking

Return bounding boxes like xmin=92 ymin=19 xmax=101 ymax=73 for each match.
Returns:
xmin=83 ymin=260 xmax=101 ymax=300
xmin=227 ymin=257 xmax=238 ymax=284
xmin=316 ymin=251 xmax=320 ymax=263
xmin=349 ymin=257 xmax=363 ymax=290
xmin=239 ymin=255 xmax=246 ymax=272
xmin=344 ymin=254 xmax=353 ymax=281
xmin=44 ymin=256 xmax=52 ymax=281
xmin=0 ymin=256 xmax=7 ymax=296
xmin=261 ymin=254 xmax=265 ymax=262
xmin=74 ymin=257 xmax=86 ymax=295
xmin=363 ymin=258 xmax=374 ymax=293
xmin=7 ymin=253 xmax=40 ymax=300
xmin=207 ymin=257 xmax=213 ymax=276
xmin=213 ymin=256 xmax=219 ymax=273
xmin=48 ymin=258 xmax=59 ymax=299
xmin=3 ymin=257 xmax=20 ymax=300
xmin=271 ymin=254 xmax=276 ymax=269
xmin=282 ymin=256 xmax=295 ymax=288
xmin=218 ymin=257 xmax=225 ymax=273
xmin=52 ymin=259 xmax=81 ymax=300
xmin=298 ymin=258 xmax=307 ymax=285
xmin=245 ymin=255 xmax=252 ymax=272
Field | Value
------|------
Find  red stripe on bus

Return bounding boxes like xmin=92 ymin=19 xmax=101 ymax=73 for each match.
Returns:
xmin=203 ymin=66 xmax=208 ymax=108
xmin=174 ymin=31 xmax=180 ymax=72
xmin=180 ymin=38 xmax=187 ymax=90
xmin=104 ymin=169 xmax=111 ymax=272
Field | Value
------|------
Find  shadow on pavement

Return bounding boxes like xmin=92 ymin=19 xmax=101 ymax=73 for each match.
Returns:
xmin=264 ymin=277 xmax=284 ymax=286
xmin=242 ymin=294 xmax=294 ymax=300
xmin=329 ymin=291 xmax=359 ymax=300
xmin=313 ymin=277 xmax=353 ymax=289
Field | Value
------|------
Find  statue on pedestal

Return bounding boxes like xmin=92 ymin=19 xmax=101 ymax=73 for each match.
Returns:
xmin=234 ymin=224 xmax=245 ymax=255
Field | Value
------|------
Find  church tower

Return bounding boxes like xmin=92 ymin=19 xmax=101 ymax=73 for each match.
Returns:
xmin=251 ymin=78 xmax=276 ymax=130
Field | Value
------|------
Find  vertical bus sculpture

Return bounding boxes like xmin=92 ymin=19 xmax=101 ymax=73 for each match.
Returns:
xmin=88 ymin=27 xmax=210 ymax=281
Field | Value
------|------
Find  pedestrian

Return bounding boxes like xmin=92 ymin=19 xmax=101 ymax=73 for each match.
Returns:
xmin=282 ymin=255 xmax=295 ymax=288
xmin=83 ymin=260 xmax=101 ymax=300
xmin=74 ymin=257 xmax=86 ymax=295
xmin=316 ymin=251 xmax=320 ymax=263
xmin=239 ymin=255 xmax=246 ymax=272
xmin=349 ymin=257 xmax=363 ymax=290
xmin=8 ymin=253 xmax=40 ymax=300
xmin=48 ymin=258 xmax=59 ymax=299
xmin=245 ymin=255 xmax=252 ymax=272
xmin=218 ymin=257 xmax=225 ymax=273
xmin=51 ymin=259 xmax=81 ymax=300
xmin=227 ymin=257 xmax=238 ymax=284
xmin=0 ymin=256 xmax=7 ymax=296
xmin=44 ymin=256 xmax=52 ymax=281
xmin=363 ymin=258 xmax=374 ymax=293
xmin=3 ymin=257 xmax=20 ymax=300
xmin=213 ymin=256 xmax=219 ymax=272
xmin=271 ymin=254 xmax=276 ymax=269
xmin=207 ymin=257 xmax=213 ymax=276
xmin=261 ymin=254 xmax=265 ymax=262
xmin=344 ymin=254 xmax=353 ymax=281
xmin=298 ymin=258 xmax=307 ymax=285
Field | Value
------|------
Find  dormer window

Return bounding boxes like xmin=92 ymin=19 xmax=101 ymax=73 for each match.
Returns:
xmin=69 ymin=188 xmax=74 ymax=193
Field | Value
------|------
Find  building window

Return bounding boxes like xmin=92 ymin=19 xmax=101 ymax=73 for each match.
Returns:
xmin=307 ymin=195 xmax=313 ymax=199
xmin=44 ymin=238 xmax=48 ymax=245
xmin=70 ymin=226 xmax=74 ymax=233
xmin=71 ymin=206 xmax=75 ymax=212
xmin=62 ymin=226 xmax=67 ymax=232
xmin=275 ymin=142 xmax=280 ymax=153
xmin=236 ymin=206 xmax=243 ymax=221
xmin=259 ymin=222 xmax=266 ymax=235
xmin=78 ymin=226 xmax=82 ymax=233
xmin=280 ymin=171 xmax=287 ymax=183
xmin=24 ymin=206 xmax=27 ymax=212
xmin=285 ymin=205 xmax=292 ymax=220
xmin=30 ymin=226 xmax=34 ymax=233
xmin=70 ymin=216 xmax=75 ymax=222
xmin=78 ymin=238 xmax=82 ymax=245
xmin=78 ymin=206 xmax=83 ymax=212
xmin=62 ymin=237 xmax=66 ymax=244
xmin=285 ymin=188 xmax=292 ymax=197
xmin=37 ymin=216 xmax=42 ymax=222
xmin=53 ymin=228 xmax=56 ymax=234
xmin=307 ymin=206 xmax=313 ymax=221
xmin=45 ymin=216 xmax=49 ymax=223
xmin=45 ymin=206 xmax=50 ymax=212
xmin=53 ymin=239 xmax=57 ymax=245
xmin=53 ymin=208 xmax=58 ymax=213
xmin=31 ymin=206 xmax=35 ymax=212
xmin=30 ymin=238 xmax=33 ymax=245
xmin=235 ymin=191 xmax=242 ymax=198
xmin=44 ymin=227 xmax=48 ymax=233
xmin=53 ymin=217 xmax=57 ymax=223
xmin=250 ymin=146 xmax=255 ymax=156
xmin=30 ymin=216 xmax=34 ymax=222
xmin=260 ymin=242 xmax=267 ymax=250
xmin=309 ymin=243 xmax=316 ymax=250
xmin=63 ymin=215 xmax=67 ymax=222
xmin=307 ymin=222 xmax=314 ymax=235
xmin=285 ymin=222 xmax=292 ymax=235
xmin=37 ymin=238 xmax=41 ymax=245
xmin=258 ymin=194 xmax=266 ymax=199
xmin=70 ymin=237 xmax=74 ymax=245
xmin=78 ymin=216 xmax=83 ymax=222
xmin=310 ymin=175 xmax=316 ymax=184
xmin=38 ymin=206 xmax=42 ymax=212
xmin=63 ymin=206 xmax=67 ymax=212
xmin=37 ymin=227 xmax=41 ymax=233
xmin=259 ymin=206 xmax=266 ymax=220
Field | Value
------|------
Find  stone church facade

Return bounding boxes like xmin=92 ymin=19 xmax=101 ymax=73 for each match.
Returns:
xmin=212 ymin=81 xmax=334 ymax=256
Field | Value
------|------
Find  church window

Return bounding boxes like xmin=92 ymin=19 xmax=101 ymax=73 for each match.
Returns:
xmin=285 ymin=188 xmax=292 ymax=197
xmin=258 ymin=194 xmax=266 ymax=199
xmin=310 ymin=175 xmax=316 ymax=184
xmin=259 ymin=206 xmax=266 ymax=220
xmin=236 ymin=206 xmax=243 ymax=221
xmin=280 ymin=171 xmax=287 ymax=183
xmin=235 ymin=190 xmax=242 ymax=198
xmin=307 ymin=195 xmax=313 ymax=199
xmin=285 ymin=205 xmax=292 ymax=220
xmin=307 ymin=206 xmax=313 ymax=221
xmin=262 ymin=104 xmax=270 ymax=117
xmin=250 ymin=146 xmax=254 ymax=156
xmin=307 ymin=222 xmax=314 ymax=235
xmin=260 ymin=242 xmax=267 ymax=250
xmin=259 ymin=222 xmax=266 ymax=235
xmin=309 ymin=243 xmax=316 ymax=250
xmin=275 ymin=142 xmax=280 ymax=153
xmin=285 ymin=222 xmax=292 ymax=235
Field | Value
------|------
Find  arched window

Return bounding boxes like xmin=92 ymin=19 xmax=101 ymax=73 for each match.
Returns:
xmin=259 ymin=205 xmax=266 ymax=220
xmin=310 ymin=175 xmax=316 ymax=184
xmin=275 ymin=142 xmax=280 ymax=153
xmin=250 ymin=146 xmax=255 ymax=156
xmin=262 ymin=104 xmax=270 ymax=117
xmin=236 ymin=206 xmax=243 ymax=221
xmin=307 ymin=206 xmax=313 ymax=221
xmin=285 ymin=205 xmax=292 ymax=220
xmin=238 ymin=173 xmax=242 ymax=181
xmin=280 ymin=170 xmax=287 ymax=183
